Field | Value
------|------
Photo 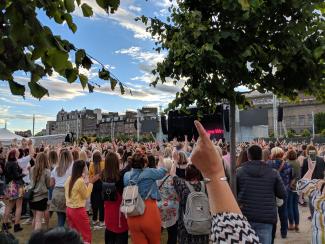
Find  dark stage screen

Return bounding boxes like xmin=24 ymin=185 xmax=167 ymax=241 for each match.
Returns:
xmin=168 ymin=106 xmax=224 ymax=141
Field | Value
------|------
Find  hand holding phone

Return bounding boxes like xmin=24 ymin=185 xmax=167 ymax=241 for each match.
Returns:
xmin=309 ymin=150 xmax=317 ymax=163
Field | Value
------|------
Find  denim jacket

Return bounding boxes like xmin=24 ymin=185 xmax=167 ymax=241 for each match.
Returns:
xmin=124 ymin=167 xmax=167 ymax=201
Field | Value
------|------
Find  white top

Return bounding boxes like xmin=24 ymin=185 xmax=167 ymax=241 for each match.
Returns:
xmin=51 ymin=163 xmax=73 ymax=187
xmin=18 ymin=155 xmax=31 ymax=184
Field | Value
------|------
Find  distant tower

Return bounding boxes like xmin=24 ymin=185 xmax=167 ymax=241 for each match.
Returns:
xmin=4 ymin=120 xmax=7 ymax=129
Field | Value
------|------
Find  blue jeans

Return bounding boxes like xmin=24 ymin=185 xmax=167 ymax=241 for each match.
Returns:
xmin=57 ymin=212 xmax=66 ymax=227
xmin=287 ymin=191 xmax=299 ymax=225
xmin=278 ymin=196 xmax=288 ymax=237
xmin=250 ymin=222 xmax=273 ymax=244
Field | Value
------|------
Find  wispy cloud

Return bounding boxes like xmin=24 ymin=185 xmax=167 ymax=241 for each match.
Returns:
xmin=128 ymin=5 xmax=142 ymax=13
xmin=72 ymin=0 xmax=151 ymax=40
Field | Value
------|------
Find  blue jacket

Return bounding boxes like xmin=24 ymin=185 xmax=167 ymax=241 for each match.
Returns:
xmin=124 ymin=167 xmax=167 ymax=201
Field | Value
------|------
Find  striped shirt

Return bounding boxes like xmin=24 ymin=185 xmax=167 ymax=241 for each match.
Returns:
xmin=297 ymin=179 xmax=325 ymax=244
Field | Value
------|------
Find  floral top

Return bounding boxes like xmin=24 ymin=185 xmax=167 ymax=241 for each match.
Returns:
xmin=211 ymin=212 xmax=260 ymax=243
xmin=157 ymin=175 xmax=179 ymax=228
xmin=297 ymin=179 xmax=325 ymax=244
xmin=269 ymin=159 xmax=292 ymax=190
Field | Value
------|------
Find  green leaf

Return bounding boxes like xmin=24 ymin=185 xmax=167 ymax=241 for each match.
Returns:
xmin=96 ymin=0 xmax=107 ymax=9
xmin=63 ymin=13 xmax=77 ymax=33
xmin=119 ymin=82 xmax=125 ymax=94
xmin=81 ymin=56 xmax=93 ymax=70
xmin=110 ymin=77 xmax=117 ymax=90
xmin=8 ymin=80 xmax=25 ymax=96
xmin=81 ymin=3 xmax=93 ymax=17
xmin=238 ymin=0 xmax=250 ymax=10
xmin=75 ymin=49 xmax=86 ymax=67
xmin=64 ymin=0 xmax=75 ymax=13
xmin=79 ymin=74 xmax=88 ymax=89
xmin=28 ymin=82 xmax=49 ymax=99
xmin=65 ymin=68 xmax=78 ymax=83
xmin=313 ymin=46 xmax=324 ymax=59
xmin=99 ymin=68 xmax=110 ymax=80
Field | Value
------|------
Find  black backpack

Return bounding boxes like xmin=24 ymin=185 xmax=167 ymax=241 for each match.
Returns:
xmin=102 ymin=182 xmax=117 ymax=201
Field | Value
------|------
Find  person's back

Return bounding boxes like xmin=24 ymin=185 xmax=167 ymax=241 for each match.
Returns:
xmin=236 ymin=145 xmax=286 ymax=244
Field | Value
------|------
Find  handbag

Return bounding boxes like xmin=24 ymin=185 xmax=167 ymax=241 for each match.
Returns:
xmin=24 ymin=182 xmax=36 ymax=201
xmin=102 ymin=182 xmax=117 ymax=201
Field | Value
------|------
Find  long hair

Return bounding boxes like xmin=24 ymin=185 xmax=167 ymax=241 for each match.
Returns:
xmin=33 ymin=152 xmax=49 ymax=183
xmin=69 ymin=160 xmax=85 ymax=197
xmin=56 ymin=150 xmax=73 ymax=177
xmin=92 ymin=150 xmax=102 ymax=175
xmin=102 ymin=152 xmax=120 ymax=182
xmin=48 ymin=150 xmax=58 ymax=169
xmin=178 ymin=151 xmax=188 ymax=165
xmin=7 ymin=149 xmax=17 ymax=162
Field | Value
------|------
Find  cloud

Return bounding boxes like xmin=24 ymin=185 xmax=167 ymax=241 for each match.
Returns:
xmin=115 ymin=46 xmax=165 ymax=66
xmin=13 ymin=76 xmax=87 ymax=101
xmin=128 ymin=5 xmax=142 ymax=12
xmin=73 ymin=0 xmax=151 ymax=40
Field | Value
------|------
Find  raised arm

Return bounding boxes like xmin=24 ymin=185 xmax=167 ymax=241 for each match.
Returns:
xmin=191 ymin=121 xmax=241 ymax=215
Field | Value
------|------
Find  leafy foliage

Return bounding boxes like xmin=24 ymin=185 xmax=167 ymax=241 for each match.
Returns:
xmin=142 ymin=0 xmax=325 ymax=111
xmin=301 ymin=129 xmax=311 ymax=137
xmin=0 ymin=0 xmax=121 ymax=99
xmin=287 ymin=128 xmax=296 ymax=138
xmin=315 ymin=112 xmax=325 ymax=133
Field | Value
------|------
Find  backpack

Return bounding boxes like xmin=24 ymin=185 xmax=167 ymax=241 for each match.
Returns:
xmin=183 ymin=181 xmax=211 ymax=235
xmin=102 ymin=182 xmax=117 ymax=201
xmin=120 ymin=171 xmax=154 ymax=217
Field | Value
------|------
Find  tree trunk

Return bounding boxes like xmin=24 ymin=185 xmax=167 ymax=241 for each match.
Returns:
xmin=229 ymin=101 xmax=237 ymax=195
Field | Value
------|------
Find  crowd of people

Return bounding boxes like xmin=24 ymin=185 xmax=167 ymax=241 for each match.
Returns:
xmin=0 ymin=121 xmax=324 ymax=244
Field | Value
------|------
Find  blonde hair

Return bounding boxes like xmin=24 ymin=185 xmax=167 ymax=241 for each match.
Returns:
xmin=271 ymin=147 xmax=284 ymax=160
xmin=33 ymin=152 xmax=49 ymax=183
xmin=163 ymin=147 xmax=172 ymax=158
xmin=79 ymin=150 xmax=88 ymax=162
xmin=163 ymin=158 xmax=173 ymax=173
xmin=56 ymin=150 xmax=73 ymax=177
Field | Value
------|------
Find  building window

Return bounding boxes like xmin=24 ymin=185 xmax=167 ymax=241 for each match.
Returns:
xmin=307 ymin=114 xmax=312 ymax=125
xmin=298 ymin=115 xmax=305 ymax=126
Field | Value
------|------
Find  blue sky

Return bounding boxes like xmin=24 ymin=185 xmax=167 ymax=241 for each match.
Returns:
xmin=0 ymin=0 xmax=180 ymax=133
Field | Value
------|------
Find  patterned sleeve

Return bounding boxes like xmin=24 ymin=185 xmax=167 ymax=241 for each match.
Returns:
xmin=211 ymin=212 xmax=260 ymax=244
xmin=297 ymin=179 xmax=319 ymax=198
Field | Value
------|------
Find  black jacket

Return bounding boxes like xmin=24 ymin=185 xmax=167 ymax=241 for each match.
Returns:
xmin=5 ymin=160 xmax=24 ymax=185
xmin=236 ymin=160 xmax=287 ymax=224
xmin=301 ymin=156 xmax=325 ymax=180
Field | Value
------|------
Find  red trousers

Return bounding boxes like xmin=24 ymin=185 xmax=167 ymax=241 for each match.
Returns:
xmin=66 ymin=207 xmax=92 ymax=244
xmin=127 ymin=199 xmax=161 ymax=244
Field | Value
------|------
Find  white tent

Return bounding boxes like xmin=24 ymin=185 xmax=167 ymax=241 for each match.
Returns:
xmin=0 ymin=128 xmax=24 ymax=145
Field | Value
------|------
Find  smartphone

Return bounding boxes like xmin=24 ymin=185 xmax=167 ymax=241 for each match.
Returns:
xmin=309 ymin=150 xmax=317 ymax=163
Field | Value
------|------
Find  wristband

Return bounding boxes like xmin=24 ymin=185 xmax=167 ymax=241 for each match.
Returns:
xmin=204 ymin=176 xmax=228 ymax=183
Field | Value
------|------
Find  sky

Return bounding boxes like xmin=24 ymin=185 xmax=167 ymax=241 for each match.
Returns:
xmin=0 ymin=0 xmax=179 ymax=133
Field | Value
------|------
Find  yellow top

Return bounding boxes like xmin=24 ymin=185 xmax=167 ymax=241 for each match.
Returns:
xmin=64 ymin=176 xmax=93 ymax=208
xmin=89 ymin=160 xmax=105 ymax=178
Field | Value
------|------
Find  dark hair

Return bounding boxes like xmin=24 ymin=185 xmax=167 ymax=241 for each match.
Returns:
xmin=18 ymin=149 xmax=24 ymax=159
xmin=92 ymin=151 xmax=102 ymax=175
xmin=69 ymin=160 xmax=85 ymax=197
xmin=302 ymin=145 xmax=307 ymax=151
xmin=131 ymin=153 xmax=145 ymax=169
xmin=185 ymin=164 xmax=202 ymax=181
xmin=102 ymin=152 xmax=120 ymax=182
xmin=24 ymin=148 xmax=29 ymax=156
xmin=147 ymin=154 xmax=156 ymax=168
xmin=28 ymin=227 xmax=83 ymax=244
xmin=7 ymin=150 xmax=17 ymax=162
xmin=287 ymin=150 xmax=297 ymax=161
xmin=247 ymin=145 xmax=262 ymax=161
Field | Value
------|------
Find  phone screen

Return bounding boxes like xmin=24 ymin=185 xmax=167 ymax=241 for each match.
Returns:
xmin=309 ymin=150 xmax=317 ymax=162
